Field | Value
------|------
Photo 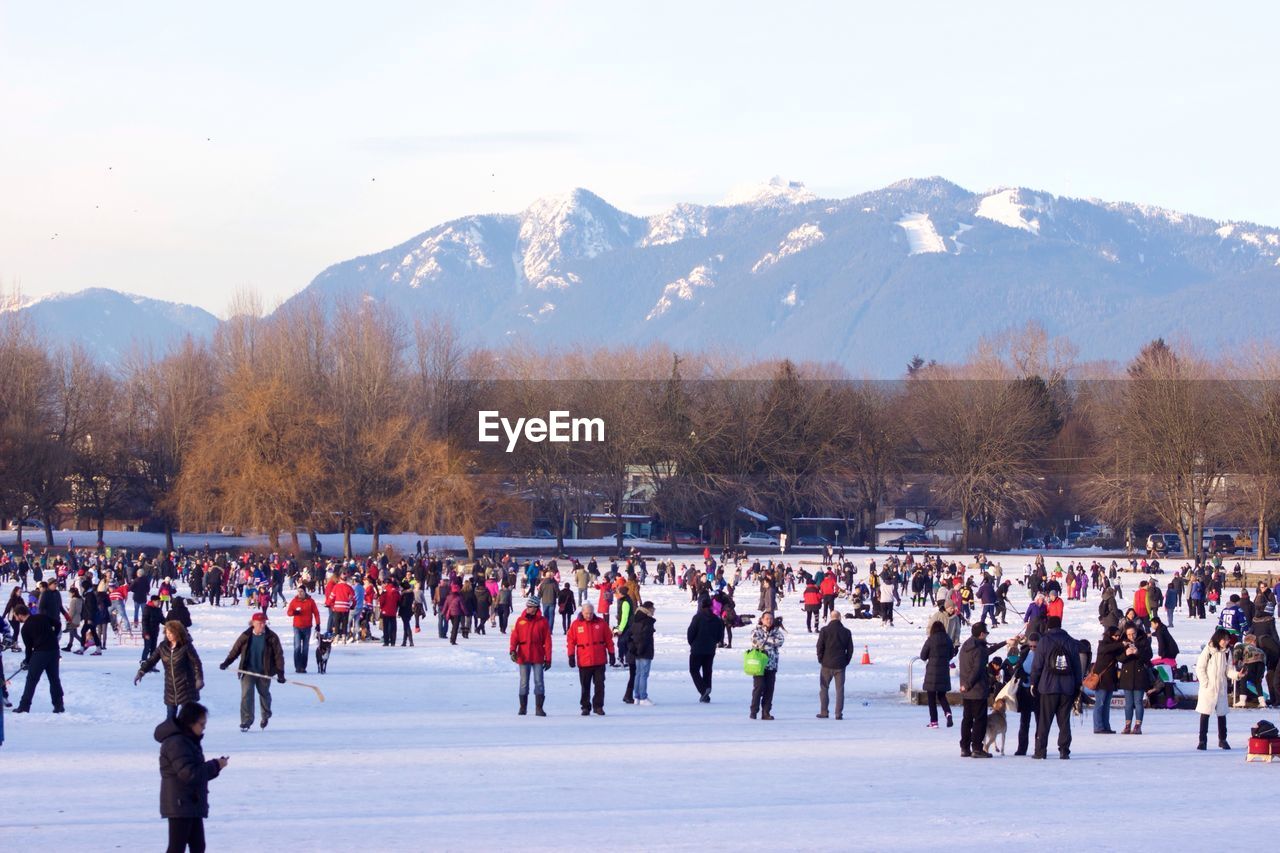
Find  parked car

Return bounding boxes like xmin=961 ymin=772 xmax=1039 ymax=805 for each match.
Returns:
xmin=1145 ymin=533 xmax=1181 ymax=554
xmin=1203 ymin=533 xmax=1239 ymax=555
xmin=886 ymin=532 xmax=931 ymax=547
xmin=739 ymin=531 xmax=780 ymax=546
xmin=1021 ymin=538 xmax=1046 ymax=550
xmin=796 ymin=535 xmax=832 ymax=547
xmin=671 ymin=530 xmax=702 ymax=545
xmin=530 ymin=529 xmax=556 ymax=540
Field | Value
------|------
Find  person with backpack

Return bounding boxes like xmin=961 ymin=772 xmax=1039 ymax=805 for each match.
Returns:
xmin=1030 ymin=616 xmax=1082 ymax=759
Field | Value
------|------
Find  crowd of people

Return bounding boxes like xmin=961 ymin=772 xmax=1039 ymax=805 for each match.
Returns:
xmin=2 ymin=540 xmax=1277 ymax=849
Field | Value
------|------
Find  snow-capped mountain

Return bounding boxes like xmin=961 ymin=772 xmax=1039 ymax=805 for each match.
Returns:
xmin=32 ymin=178 xmax=1280 ymax=374
xmin=11 ymin=288 xmax=218 ymax=369
xmin=284 ymin=176 xmax=1280 ymax=373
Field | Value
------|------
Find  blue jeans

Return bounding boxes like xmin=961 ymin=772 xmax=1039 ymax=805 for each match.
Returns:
xmin=1123 ymin=689 xmax=1145 ymax=723
xmin=518 ymin=663 xmax=545 ymax=697
xmin=1093 ymin=689 xmax=1114 ymax=731
xmin=634 ymin=657 xmax=652 ymax=700
xmin=541 ymin=604 xmax=556 ymax=633
xmin=980 ymin=604 xmax=996 ymax=626
xmin=293 ymin=627 xmax=312 ymax=672
xmin=132 ymin=600 xmax=144 ymax=623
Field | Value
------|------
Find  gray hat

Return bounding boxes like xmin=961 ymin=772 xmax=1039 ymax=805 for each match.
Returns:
xmin=524 ymin=597 xmax=540 ymax=610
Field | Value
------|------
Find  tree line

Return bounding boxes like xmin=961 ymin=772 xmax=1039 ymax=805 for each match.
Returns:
xmin=1 ymin=297 xmax=1278 ymax=559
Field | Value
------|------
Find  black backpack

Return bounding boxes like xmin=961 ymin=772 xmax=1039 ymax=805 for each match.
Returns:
xmin=1251 ymin=720 xmax=1279 ymax=740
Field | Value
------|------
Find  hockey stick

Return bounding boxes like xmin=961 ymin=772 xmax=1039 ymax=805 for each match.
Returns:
xmin=236 ymin=669 xmax=325 ymax=702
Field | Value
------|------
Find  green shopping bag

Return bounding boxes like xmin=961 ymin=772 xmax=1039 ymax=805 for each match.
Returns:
xmin=743 ymin=648 xmax=768 ymax=676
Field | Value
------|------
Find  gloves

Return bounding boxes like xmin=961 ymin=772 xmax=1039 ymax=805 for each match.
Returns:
xmin=277 ymin=674 xmax=286 ymax=684
xmin=543 ymin=661 xmax=551 ymax=671
xmin=569 ymin=655 xmax=576 ymax=668
xmin=609 ymin=653 xmax=616 ymax=667
xmin=219 ymin=662 xmax=228 ymax=670
xmin=19 ymin=661 xmax=28 ymax=672
xmin=509 ymin=651 xmax=518 ymax=663
xmin=134 ymin=673 xmax=143 ymax=685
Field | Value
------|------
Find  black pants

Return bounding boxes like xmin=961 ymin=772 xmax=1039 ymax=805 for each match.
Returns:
xmin=805 ymin=606 xmax=819 ymax=632
xmin=821 ymin=595 xmax=836 ymax=619
xmin=1035 ymin=693 xmax=1074 ymax=757
xmin=624 ymin=659 xmax=636 ymax=700
xmin=167 ymin=816 xmax=206 ymax=853
xmin=689 ymin=653 xmax=714 ymax=696
xmin=1016 ymin=707 xmax=1034 ymax=754
xmin=561 ymin=611 xmax=571 ymax=632
xmin=449 ymin=616 xmax=461 ymax=644
xmin=750 ymin=670 xmax=777 ymax=714
xmin=926 ymin=690 xmax=951 ymax=723
xmin=578 ymin=664 xmax=605 ymax=711
xmin=17 ymin=650 xmax=64 ymax=712
xmin=960 ymin=698 xmax=987 ymax=752
xmin=400 ymin=615 xmax=413 ymax=646
xmin=1199 ymin=712 xmax=1228 ymax=742
xmin=497 ymin=606 xmax=510 ymax=633
xmin=381 ymin=615 xmax=396 ymax=646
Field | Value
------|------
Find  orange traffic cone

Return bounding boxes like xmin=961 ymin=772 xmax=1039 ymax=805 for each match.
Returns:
xmin=860 ymin=644 xmax=872 ymax=665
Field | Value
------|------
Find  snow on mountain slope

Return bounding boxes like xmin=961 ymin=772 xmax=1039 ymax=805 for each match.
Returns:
xmin=751 ymin=222 xmax=825 ymax=272
xmin=895 ymin=212 xmax=947 ymax=254
xmin=975 ymin=187 xmax=1047 ymax=233
xmin=38 ymin=177 xmax=1280 ymax=376
xmin=720 ymin=176 xmax=818 ymax=208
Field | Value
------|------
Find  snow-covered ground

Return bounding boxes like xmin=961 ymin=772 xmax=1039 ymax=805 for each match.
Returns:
xmin=2 ymin=557 xmax=1273 ymax=851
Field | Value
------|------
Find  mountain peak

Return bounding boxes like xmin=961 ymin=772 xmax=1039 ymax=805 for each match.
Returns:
xmin=719 ymin=177 xmax=817 ymax=208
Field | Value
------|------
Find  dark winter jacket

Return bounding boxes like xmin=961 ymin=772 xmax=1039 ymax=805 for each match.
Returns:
xmin=220 ymin=627 xmax=285 ymax=678
xmin=1030 ymin=627 xmax=1082 ymax=695
xmin=155 ymin=719 xmax=221 ymax=818
xmin=919 ymin=630 xmax=956 ymax=692
xmin=141 ymin=602 xmax=165 ymax=639
xmin=686 ymin=608 xmax=725 ymax=655
xmin=1098 ymin=589 xmax=1120 ymax=630
xmin=1116 ymin=634 xmax=1153 ymax=692
xmin=21 ymin=613 xmax=60 ymax=662
xmin=629 ymin=608 xmax=657 ymax=660
xmin=1151 ymin=623 xmax=1179 ymax=660
xmin=816 ymin=619 xmax=854 ymax=670
xmin=958 ymin=636 xmax=1001 ymax=700
xmin=1093 ymin=637 xmax=1124 ymax=691
xmin=168 ymin=599 xmax=193 ymax=629
xmin=139 ymin=641 xmax=205 ymax=706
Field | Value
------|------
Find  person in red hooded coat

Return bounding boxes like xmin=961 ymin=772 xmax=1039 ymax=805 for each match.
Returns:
xmin=566 ymin=603 xmax=615 ymax=716
xmin=509 ymin=597 xmax=552 ymax=716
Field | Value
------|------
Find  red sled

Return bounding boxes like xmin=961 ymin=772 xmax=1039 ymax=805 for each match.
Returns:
xmin=1246 ymin=738 xmax=1280 ymax=762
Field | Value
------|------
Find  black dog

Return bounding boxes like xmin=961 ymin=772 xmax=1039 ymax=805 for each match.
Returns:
xmin=315 ymin=634 xmax=333 ymax=674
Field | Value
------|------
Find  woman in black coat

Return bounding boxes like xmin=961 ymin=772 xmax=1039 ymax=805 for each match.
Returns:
xmin=1116 ymin=625 xmax=1153 ymax=734
xmin=1092 ymin=627 xmax=1124 ymax=733
xmin=156 ymin=702 xmax=226 ymax=853
xmin=919 ymin=620 xmax=956 ymax=727
xmin=136 ymin=621 xmax=205 ymax=721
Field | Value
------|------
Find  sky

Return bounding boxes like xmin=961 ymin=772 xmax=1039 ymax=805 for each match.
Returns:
xmin=3 ymin=1 xmax=1278 ymax=314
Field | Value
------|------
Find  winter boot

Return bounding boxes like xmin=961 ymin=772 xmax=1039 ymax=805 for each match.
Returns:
xmin=1121 ymin=722 xmax=1131 ymax=734
xmin=1132 ymin=721 xmax=1142 ymax=735
xmin=535 ymin=695 xmax=546 ymax=717
xmin=518 ymin=695 xmax=528 ymax=716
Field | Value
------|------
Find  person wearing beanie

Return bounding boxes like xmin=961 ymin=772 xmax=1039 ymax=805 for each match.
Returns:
xmin=509 ymin=596 xmax=552 ymax=716
xmin=219 ymin=613 xmax=285 ymax=732
xmin=816 ymin=610 xmax=853 ymax=719
xmin=686 ymin=596 xmax=725 ymax=703
xmin=629 ymin=602 xmax=657 ymax=705
xmin=1029 ymin=615 xmax=1082 ymax=758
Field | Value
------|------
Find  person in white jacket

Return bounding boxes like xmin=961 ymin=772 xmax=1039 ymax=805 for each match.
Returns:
xmin=1195 ymin=628 xmax=1237 ymax=750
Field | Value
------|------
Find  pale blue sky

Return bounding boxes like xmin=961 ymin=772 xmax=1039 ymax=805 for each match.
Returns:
xmin=3 ymin=1 xmax=1277 ymax=312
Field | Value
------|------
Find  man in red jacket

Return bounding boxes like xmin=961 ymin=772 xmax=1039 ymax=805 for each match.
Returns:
xmin=326 ymin=576 xmax=355 ymax=643
xmin=379 ymin=584 xmax=401 ymax=647
xmin=509 ymin=596 xmax=552 ymax=716
xmin=285 ymin=588 xmax=321 ymax=673
xmin=566 ymin=603 xmax=615 ymax=716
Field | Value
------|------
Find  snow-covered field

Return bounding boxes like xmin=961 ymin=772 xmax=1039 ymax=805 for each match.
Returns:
xmin=3 ymin=558 xmax=1274 ymax=851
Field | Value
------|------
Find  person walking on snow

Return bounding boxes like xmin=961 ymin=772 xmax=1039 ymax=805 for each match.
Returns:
xmin=285 ymin=588 xmax=321 ymax=674
xmin=748 ymin=611 xmax=785 ymax=720
xmin=156 ymin=701 xmax=227 ymax=853
xmin=566 ymin=603 xmax=615 ymax=716
xmin=136 ymin=620 xmax=205 ymax=722
xmin=816 ymin=610 xmax=853 ymax=719
xmin=509 ymin=597 xmax=552 ymax=716
xmin=218 ymin=613 xmax=285 ymax=732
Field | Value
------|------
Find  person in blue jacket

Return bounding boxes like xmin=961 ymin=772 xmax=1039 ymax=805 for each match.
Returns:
xmin=1218 ymin=595 xmax=1246 ymax=637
